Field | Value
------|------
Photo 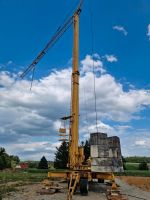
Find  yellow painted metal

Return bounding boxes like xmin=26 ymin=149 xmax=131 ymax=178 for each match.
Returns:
xmin=48 ymin=171 xmax=68 ymax=179
xmin=59 ymin=128 xmax=66 ymax=133
xmin=93 ymin=172 xmax=114 ymax=181
xmin=78 ymin=147 xmax=85 ymax=166
xmin=67 ymin=172 xmax=79 ymax=200
xmin=69 ymin=12 xmax=80 ymax=169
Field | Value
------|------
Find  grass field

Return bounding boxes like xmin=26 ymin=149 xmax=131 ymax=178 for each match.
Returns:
xmin=116 ymin=170 xmax=150 ymax=177
xmin=125 ymin=162 xmax=139 ymax=170
xmin=0 ymin=170 xmax=47 ymax=184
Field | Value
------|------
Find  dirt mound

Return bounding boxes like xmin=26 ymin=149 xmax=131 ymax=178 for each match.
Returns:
xmin=118 ymin=176 xmax=150 ymax=192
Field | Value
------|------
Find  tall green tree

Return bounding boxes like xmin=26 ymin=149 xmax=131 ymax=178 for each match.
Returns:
xmin=0 ymin=147 xmax=11 ymax=169
xmin=38 ymin=156 xmax=48 ymax=169
xmin=122 ymin=156 xmax=126 ymax=170
xmin=54 ymin=141 xmax=69 ymax=169
xmin=83 ymin=140 xmax=90 ymax=161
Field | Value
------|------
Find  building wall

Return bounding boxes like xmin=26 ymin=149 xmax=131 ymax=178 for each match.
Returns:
xmin=90 ymin=132 xmax=124 ymax=173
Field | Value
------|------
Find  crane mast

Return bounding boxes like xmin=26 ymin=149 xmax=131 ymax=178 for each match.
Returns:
xmin=69 ymin=12 xmax=79 ymax=169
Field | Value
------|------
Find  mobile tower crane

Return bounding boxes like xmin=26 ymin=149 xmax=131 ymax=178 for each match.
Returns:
xmin=20 ymin=1 xmax=117 ymax=199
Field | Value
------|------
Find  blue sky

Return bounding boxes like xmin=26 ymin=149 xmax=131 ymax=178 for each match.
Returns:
xmin=0 ymin=0 xmax=150 ymax=160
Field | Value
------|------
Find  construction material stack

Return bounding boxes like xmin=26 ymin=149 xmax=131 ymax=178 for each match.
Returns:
xmin=90 ymin=132 xmax=123 ymax=173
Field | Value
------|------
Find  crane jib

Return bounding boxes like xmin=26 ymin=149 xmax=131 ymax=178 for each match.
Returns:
xmin=20 ymin=5 xmax=82 ymax=79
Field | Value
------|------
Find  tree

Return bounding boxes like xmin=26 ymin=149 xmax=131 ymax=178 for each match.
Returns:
xmin=0 ymin=148 xmax=11 ymax=169
xmin=83 ymin=140 xmax=90 ymax=161
xmin=38 ymin=156 xmax=48 ymax=169
xmin=54 ymin=141 xmax=69 ymax=169
xmin=139 ymin=162 xmax=149 ymax=170
xmin=0 ymin=156 xmax=5 ymax=170
xmin=122 ymin=156 xmax=126 ymax=170
xmin=10 ymin=155 xmax=20 ymax=164
xmin=28 ymin=161 xmax=38 ymax=168
xmin=0 ymin=147 xmax=20 ymax=170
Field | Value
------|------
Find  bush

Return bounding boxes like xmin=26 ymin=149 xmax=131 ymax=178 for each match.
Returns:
xmin=139 ymin=162 xmax=149 ymax=170
xmin=28 ymin=162 xmax=38 ymax=168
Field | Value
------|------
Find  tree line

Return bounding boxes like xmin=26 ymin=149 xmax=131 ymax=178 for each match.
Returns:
xmin=124 ymin=156 xmax=150 ymax=163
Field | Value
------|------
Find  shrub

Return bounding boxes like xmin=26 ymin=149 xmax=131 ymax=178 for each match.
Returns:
xmin=139 ymin=162 xmax=149 ymax=170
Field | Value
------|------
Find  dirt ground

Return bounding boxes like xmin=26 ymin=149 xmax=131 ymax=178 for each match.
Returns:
xmin=3 ymin=182 xmax=107 ymax=200
xmin=118 ymin=176 xmax=150 ymax=192
xmin=2 ymin=177 xmax=150 ymax=200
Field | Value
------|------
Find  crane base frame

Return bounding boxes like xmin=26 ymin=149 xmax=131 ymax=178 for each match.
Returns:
xmin=48 ymin=170 xmax=116 ymax=182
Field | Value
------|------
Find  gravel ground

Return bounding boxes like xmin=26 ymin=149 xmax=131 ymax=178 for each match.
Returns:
xmin=3 ymin=182 xmax=107 ymax=200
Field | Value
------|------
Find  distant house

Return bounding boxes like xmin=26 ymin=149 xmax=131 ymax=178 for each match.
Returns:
xmin=15 ymin=163 xmax=28 ymax=170
xmin=20 ymin=163 xmax=28 ymax=169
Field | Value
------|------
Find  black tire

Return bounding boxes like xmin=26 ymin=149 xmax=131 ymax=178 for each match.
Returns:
xmin=98 ymin=179 xmax=104 ymax=183
xmin=80 ymin=179 xmax=88 ymax=195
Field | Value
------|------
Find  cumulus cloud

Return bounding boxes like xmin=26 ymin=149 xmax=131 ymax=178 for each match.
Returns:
xmin=105 ymin=55 xmax=118 ymax=63
xmin=122 ymin=130 xmax=150 ymax=156
xmin=113 ymin=25 xmax=128 ymax=36
xmin=135 ymin=140 xmax=146 ymax=146
xmin=147 ymin=24 xmax=150 ymax=40
xmin=0 ymin=55 xmax=150 ymax=159
xmin=81 ymin=54 xmax=105 ymax=74
xmin=6 ymin=141 xmax=61 ymax=161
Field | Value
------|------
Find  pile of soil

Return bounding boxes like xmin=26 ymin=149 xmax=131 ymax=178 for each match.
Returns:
xmin=118 ymin=176 xmax=150 ymax=192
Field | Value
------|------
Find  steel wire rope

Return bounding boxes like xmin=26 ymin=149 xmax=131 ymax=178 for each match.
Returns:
xmin=90 ymin=0 xmax=98 ymax=133
xmin=83 ymin=86 xmax=90 ymax=135
xmin=30 ymin=67 xmax=35 ymax=91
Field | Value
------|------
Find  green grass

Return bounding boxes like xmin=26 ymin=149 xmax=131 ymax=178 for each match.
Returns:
xmin=0 ymin=171 xmax=47 ymax=184
xmin=115 ymin=170 xmax=150 ymax=177
xmin=125 ymin=162 xmax=139 ymax=170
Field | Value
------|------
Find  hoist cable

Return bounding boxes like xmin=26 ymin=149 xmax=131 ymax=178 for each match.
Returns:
xmin=90 ymin=0 xmax=98 ymax=133
xmin=83 ymin=87 xmax=90 ymax=135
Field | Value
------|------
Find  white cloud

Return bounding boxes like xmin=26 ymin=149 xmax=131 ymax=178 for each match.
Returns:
xmin=113 ymin=25 xmax=128 ymax=36
xmin=6 ymin=141 xmax=61 ymax=161
xmin=0 ymin=55 xmax=150 ymax=159
xmin=135 ymin=140 xmax=146 ymax=146
xmin=147 ymin=24 xmax=150 ymax=40
xmin=81 ymin=55 xmax=105 ymax=74
xmin=105 ymin=55 xmax=118 ymax=62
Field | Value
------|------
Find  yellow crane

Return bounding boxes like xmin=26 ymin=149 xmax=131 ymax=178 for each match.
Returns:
xmin=20 ymin=1 xmax=119 ymax=199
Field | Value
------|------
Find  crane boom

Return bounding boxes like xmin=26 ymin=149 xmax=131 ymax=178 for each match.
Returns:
xmin=20 ymin=2 xmax=83 ymax=78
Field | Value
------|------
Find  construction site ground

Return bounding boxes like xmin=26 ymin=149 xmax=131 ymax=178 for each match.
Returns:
xmin=1 ymin=176 xmax=150 ymax=200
